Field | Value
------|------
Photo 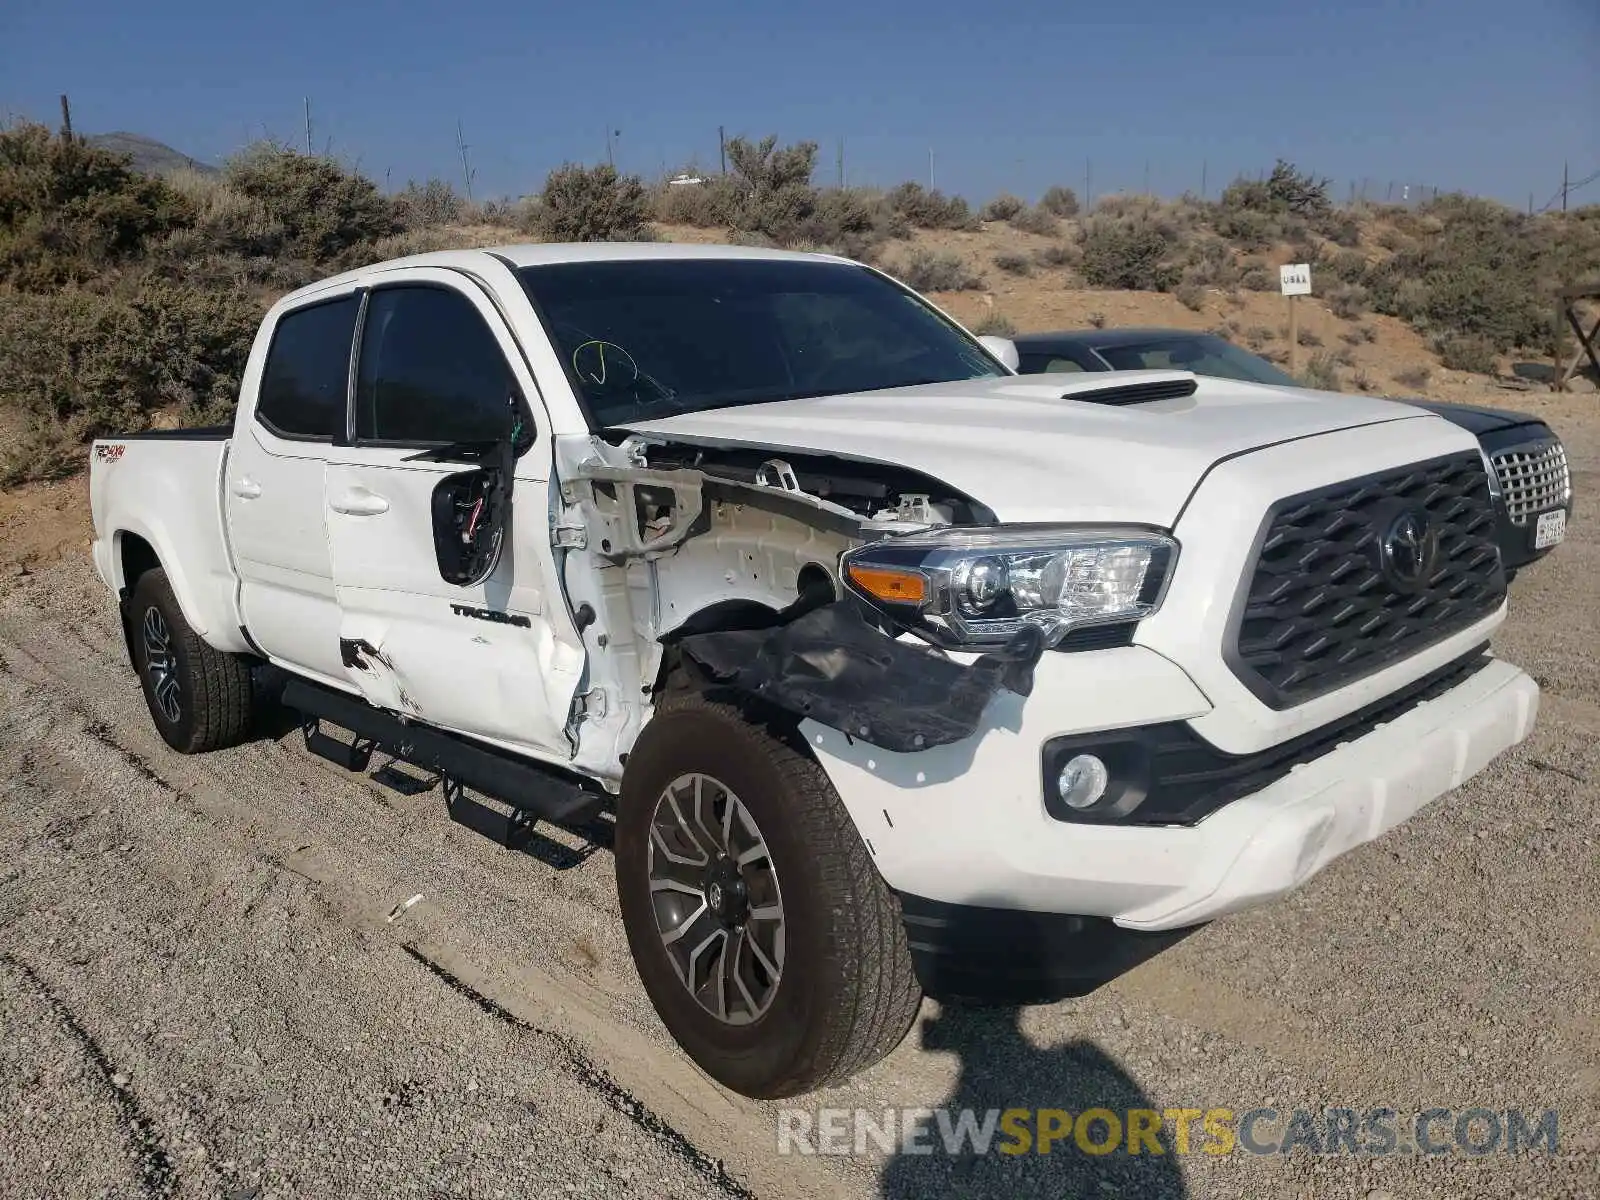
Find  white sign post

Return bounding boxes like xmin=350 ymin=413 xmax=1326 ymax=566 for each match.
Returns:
xmin=1280 ymin=263 xmax=1313 ymax=375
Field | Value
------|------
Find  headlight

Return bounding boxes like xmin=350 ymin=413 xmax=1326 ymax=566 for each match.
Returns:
xmin=840 ymin=525 xmax=1177 ymax=649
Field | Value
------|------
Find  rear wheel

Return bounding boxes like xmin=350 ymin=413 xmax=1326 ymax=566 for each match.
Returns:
xmin=616 ymin=692 xmax=923 ymax=1098
xmin=129 ymin=568 xmax=254 ymax=753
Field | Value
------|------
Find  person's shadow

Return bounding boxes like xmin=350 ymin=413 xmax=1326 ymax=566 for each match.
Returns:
xmin=879 ymin=1004 xmax=1189 ymax=1198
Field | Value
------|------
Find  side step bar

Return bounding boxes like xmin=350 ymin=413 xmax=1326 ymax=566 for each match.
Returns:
xmin=281 ymin=677 xmax=605 ymax=832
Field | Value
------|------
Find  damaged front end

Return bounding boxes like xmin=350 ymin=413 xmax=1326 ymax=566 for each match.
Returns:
xmin=676 ymin=601 xmax=1045 ymax=752
xmin=553 ymin=431 xmax=1172 ymax=764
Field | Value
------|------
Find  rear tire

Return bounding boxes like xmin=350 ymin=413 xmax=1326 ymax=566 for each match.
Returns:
xmin=129 ymin=568 xmax=254 ymax=753
xmin=616 ymin=692 xmax=923 ymax=1098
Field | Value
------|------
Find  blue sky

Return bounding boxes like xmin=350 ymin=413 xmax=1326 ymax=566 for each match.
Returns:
xmin=3 ymin=0 xmax=1597 ymax=207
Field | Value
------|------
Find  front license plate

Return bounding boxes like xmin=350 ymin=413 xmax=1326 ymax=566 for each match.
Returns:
xmin=1534 ymin=508 xmax=1566 ymax=550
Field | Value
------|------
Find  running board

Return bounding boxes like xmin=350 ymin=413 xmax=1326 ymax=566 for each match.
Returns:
xmin=281 ymin=678 xmax=604 ymax=832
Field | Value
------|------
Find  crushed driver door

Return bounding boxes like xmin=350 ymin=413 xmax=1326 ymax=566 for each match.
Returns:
xmin=322 ymin=270 xmax=585 ymax=762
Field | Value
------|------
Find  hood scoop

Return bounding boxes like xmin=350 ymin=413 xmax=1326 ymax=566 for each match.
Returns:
xmin=1062 ymin=377 xmax=1199 ymax=406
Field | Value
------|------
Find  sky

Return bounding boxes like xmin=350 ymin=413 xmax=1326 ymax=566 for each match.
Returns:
xmin=3 ymin=0 xmax=1597 ymax=208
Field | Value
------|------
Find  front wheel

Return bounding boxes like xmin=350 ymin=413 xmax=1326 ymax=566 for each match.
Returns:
xmin=128 ymin=568 xmax=255 ymax=753
xmin=615 ymin=692 xmax=922 ymax=1098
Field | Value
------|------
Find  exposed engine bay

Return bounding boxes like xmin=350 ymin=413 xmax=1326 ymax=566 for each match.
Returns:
xmin=554 ymin=431 xmax=1042 ymax=768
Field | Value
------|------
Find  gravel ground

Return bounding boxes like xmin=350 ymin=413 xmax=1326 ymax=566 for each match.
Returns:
xmin=1 ymin=412 xmax=1596 ymax=1199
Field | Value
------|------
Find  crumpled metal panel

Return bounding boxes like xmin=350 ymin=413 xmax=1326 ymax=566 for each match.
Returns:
xmin=678 ymin=602 xmax=1042 ymax=752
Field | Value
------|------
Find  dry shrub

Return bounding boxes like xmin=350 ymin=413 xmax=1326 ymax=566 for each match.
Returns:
xmin=980 ymin=193 xmax=1026 ymax=222
xmin=993 ymin=252 xmax=1032 ymax=276
xmin=0 ymin=121 xmax=191 ymax=287
xmin=1299 ymin=351 xmax=1343 ymax=391
xmin=1393 ymin=364 xmax=1433 ymax=390
xmin=395 ymin=178 xmax=465 ymax=229
xmin=971 ymin=311 xmax=1017 ymax=337
xmin=1433 ymin=333 xmax=1497 ymax=374
xmin=1174 ymin=281 xmax=1206 ymax=312
xmin=1039 ymin=185 xmax=1080 ymax=217
xmin=1326 ymin=282 xmax=1369 ymax=319
xmin=0 ymin=281 xmax=260 ymax=484
xmin=885 ymin=182 xmax=976 ymax=230
xmin=892 ymin=249 xmax=983 ymax=292
xmin=222 ymin=143 xmax=400 ymax=261
xmin=1035 ymin=242 xmax=1074 ymax=268
xmin=1078 ymin=214 xmax=1180 ymax=291
xmin=534 ymin=162 xmax=651 ymax=242
xmin=1010 ymin=206 xmax=1059 ymax=236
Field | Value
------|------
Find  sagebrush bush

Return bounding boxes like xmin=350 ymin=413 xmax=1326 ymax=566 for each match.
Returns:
xmin=0 ymin=122 xmax=191 ymax=287
xmin=980 ymin=193 xmax=1025 ymax=222
xmin=1035 ymin=243 xmax=1074 ymax=268
xmin=799 ymin=187 xmax=906 ymax=258
xmin=534 ymin=162 xmax=651 ymax=242
xmin=723 ymin=136 xmax=818 ymax=243
xmin=1077 ymin=215 xmax=1179 ymax=291
xmin=653 ymin=177 xmax=738 ymax=227
xmin=971 ymin=311 xmax=1017 ymax=337
xmin=1433 ymin=333 xmax=1498 ymax=374
xmin=993 ymin=252 xmax=1032 ymax=276
xmin=1010 ymin=206 xmax=1059 ymax=236
xmin=1039 ymin=186 xmax=1080 ymax=217
xmin=223 ymin=143 xmax=399 ymax=262
xmin=396 ymin=178 xmax=465 ymax=229
xmin=1299 ymin=351 xmax=1343 ymax=391
xmin=1239 ymin=262 xmax=1276 ymax=291
xmin=0 ymin=281 xmax=261 ymax=484
xmin=1174 ymin=280 xmax=1206 ymax=312
xmin=893 ymin=249 xmax=983 ymax=292
xmin=884 ymin=182 xmax=976 ymax=230
xmin=1393 ymin=364 xmax=1433 ymax=390
xmin=1327 ymin=282 xmax=1369 ymax=319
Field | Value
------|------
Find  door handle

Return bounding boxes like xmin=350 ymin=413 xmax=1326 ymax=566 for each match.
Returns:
xmin=231 ymin=477 xmax=262 ymax=500
xmin=329 ymin=487 xmax=390 ymax=517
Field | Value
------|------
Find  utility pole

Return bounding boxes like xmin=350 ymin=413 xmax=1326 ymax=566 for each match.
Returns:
xmin=1085 ymin=158 xmax=1092 ymax=209
xmin=1201 ymin=160 xmax=1208 ymax=200
xmin=304 ymin=97 xmax=312 ymax=155
xmin=456 ymin=120 xmax=474 ymax=201
xmin=58 ymin=93 xmax=73 ymax=140
xmin=718 ymin=126 xmax=726 ymax=175
xmin=928 ymin=147 xmax=935 ymax=190
xmin=837 ymin=138 xmax=844 ymax=189
xmin=1562 ymin=161 xmax=1570 ymax=212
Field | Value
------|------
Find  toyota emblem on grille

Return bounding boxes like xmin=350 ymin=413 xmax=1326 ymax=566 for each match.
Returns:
xmin=1380 ymin=508 xmax=1439 ymax=590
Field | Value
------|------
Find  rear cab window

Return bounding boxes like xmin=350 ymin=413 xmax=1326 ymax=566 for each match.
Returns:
xmin=255 ymin=296 xmax=361 ymax=441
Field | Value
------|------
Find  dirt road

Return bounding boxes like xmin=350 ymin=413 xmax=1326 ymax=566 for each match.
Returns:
xmin=2 ymin=405 xmax=1597 ymax=1199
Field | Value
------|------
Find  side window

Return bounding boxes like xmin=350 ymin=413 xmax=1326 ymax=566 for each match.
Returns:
xmin=355 ymin=286 xmax=518 ymax=444
xmin=256 ymin=296 xmax=360 ymax=440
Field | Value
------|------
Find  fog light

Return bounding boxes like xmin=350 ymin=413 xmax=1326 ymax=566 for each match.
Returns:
xmin=1057 ymin=754 xmax=1109 ymax=809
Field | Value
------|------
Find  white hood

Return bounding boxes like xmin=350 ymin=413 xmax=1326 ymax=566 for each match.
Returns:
xmin=619 ymin=372 xmax=1434 ymax=526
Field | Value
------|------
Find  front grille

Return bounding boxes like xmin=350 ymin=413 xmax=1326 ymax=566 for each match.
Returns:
xmin=1229 ymin=451 xmax=1505 ymax=709
xmin=1491 ymin=439 xmax=1570 ymax=524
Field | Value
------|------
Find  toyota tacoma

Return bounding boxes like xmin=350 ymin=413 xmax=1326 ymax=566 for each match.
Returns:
xmin=89 ymin=244 xmax=1539 ymax=1098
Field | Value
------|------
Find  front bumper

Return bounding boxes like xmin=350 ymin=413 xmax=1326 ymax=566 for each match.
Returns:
xmin=806 ymin=650 xmax=1538 ymax=932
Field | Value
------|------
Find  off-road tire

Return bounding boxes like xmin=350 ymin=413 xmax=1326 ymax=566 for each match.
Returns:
xmin=129 ymin=568 xmax=254 ymax=754
xmin=616 ymin=691 xmax=923 ymax=1098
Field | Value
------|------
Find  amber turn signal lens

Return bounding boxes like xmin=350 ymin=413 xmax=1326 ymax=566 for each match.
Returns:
xmin=845 ymin=563 xmax=927 ymax=605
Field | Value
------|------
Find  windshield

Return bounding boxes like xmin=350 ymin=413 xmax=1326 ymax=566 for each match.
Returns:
xmin=516 ymin=258 xmax=1005 ymax=427
xmin=1094 ymin=334 xmax=1299 ymax=387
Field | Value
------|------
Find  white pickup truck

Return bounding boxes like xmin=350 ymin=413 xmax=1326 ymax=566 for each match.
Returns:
xmin=90 ymin=243 xmax=1539 ymax=1098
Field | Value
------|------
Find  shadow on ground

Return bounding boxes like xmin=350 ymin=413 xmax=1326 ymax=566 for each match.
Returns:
xmin=878 ymin=1004 xmax=1188 ymax=1199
